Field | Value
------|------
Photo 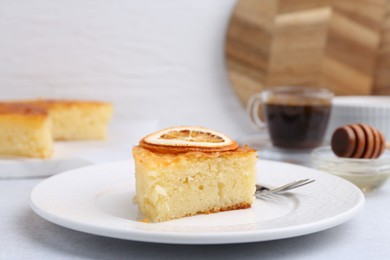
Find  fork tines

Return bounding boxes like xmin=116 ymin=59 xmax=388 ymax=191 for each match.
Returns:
xmin=256 ymin=179 xmax=315 ymax=198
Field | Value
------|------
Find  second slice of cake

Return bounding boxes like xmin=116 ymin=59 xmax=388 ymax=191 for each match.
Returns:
xmin=132 ymin=126 xmax=258 ymax=222
xmin=24 ymin=99 xmax=113 ymax=140
xmin=0 ymin=103 xmax=53 ymax=158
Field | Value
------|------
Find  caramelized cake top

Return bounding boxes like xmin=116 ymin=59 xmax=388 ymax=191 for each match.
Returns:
xmin=0 ymin=103 xmax=48 ymax=116
xmin=21 ymin=99 xmax=112 ymax=109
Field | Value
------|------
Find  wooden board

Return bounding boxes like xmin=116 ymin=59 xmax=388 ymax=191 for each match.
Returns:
xmin=226 ymin=0 xmax=390 ymax=106
xmin=374 ymin=1 xmax=390 ymax=95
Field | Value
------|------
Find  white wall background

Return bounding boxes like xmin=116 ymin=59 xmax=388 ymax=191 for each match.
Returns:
xmin=0 ymin=0 xmax=254 ymax=137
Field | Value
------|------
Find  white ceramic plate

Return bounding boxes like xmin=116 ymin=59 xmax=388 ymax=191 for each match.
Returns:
xmin=0 ymin=120 xmax=158 ymax=179
xmin=30 ymin=160 xmax=364 ymax=245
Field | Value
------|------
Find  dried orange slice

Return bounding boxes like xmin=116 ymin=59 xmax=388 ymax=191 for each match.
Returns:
xmin=139 ymin=126 xmax=239 ymax=153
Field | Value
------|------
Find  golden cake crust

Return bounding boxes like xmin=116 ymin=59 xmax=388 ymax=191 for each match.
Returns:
xmin=0 ymin=102 xmax=48 ymax=116
xmin=134 ymin=144 xmax=256 ymax=156
xmin=133 ymin=145 xmax=257 ymax=167
xmin=21 ymin=99 xmax=112 ymax=109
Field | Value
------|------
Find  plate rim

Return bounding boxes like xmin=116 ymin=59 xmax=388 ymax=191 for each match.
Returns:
xmin=30 ymin=159 xmax=365 ymax=244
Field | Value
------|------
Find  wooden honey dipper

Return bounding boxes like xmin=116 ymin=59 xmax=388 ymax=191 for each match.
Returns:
xmin=331 ymin=124 xmax=390 ymax=159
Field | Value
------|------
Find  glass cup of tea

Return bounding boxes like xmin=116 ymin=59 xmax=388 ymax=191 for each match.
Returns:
xmin=247 ymin=86 xmax=334 ymax=150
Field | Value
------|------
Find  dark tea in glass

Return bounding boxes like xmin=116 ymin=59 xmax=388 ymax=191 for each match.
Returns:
xmin=247 ymin=86 xmax=333 ymax=149
xmin=264 ymin=101 xmax=331 ymax=149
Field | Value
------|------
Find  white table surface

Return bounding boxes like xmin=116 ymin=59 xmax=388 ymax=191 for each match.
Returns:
xmin=1 ymin=122 xmax=390 ymax=259
xmin=0 ymin=176 xmax=389 ymax=260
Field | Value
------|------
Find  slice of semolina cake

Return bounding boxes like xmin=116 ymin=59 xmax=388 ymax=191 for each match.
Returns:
xmin=24 ymin=99 xmax=113 ymax=141
xmin=0 ymin=103 xmax=53 ymax=158
xmin=132 ymin=126 xmax=258 ymax=222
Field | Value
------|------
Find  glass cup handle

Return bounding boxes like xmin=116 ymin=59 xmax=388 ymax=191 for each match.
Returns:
xmin=246 ymin=93 xmax=267 ymax=130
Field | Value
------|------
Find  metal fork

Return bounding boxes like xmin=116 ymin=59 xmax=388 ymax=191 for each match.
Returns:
xmin=255 ymin=179 xmax=315 ymax=199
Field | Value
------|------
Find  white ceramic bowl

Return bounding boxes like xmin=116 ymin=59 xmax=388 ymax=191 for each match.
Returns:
xmin=326 ymin=96 xmax=390 ymax=140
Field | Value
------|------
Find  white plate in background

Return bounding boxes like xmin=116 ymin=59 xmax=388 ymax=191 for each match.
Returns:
xmin=30 ymin=160 xmax=364 ymax=244
xmin=0 ymin=119 xmax=159 ymax=179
